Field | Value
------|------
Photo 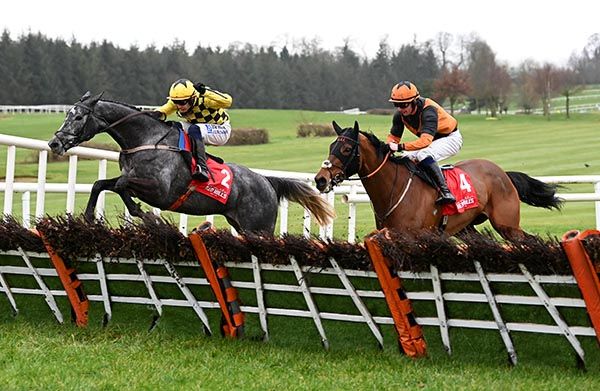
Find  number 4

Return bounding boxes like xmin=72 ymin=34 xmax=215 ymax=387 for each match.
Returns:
xmin=459 ymin=173 xmax=471 ymax=192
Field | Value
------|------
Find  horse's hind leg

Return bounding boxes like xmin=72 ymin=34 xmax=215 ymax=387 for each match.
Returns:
xmin=225 ymin=200 xmax=278 ymax=234
xmin=486 ymin=198 xmax=528 ymax=241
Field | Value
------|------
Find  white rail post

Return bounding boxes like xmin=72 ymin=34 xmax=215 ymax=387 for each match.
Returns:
xmin=251 ymin=254 xmax=269 ymax=341
xmin=347 ymin=185 xmax=358 ymax=243
xmin=179 ymin=214 xmax=188 ymax=235
xmin=21 ymin=192 xmax=30 ymax=228
xmin=303 ymin=209 xmax=311 ymax=238
xmin=319 ymin=192 xmax=334 ymax=240
xmin=279 ymin=198 xmax=289 ymax=236
xmin=94 ymin=254 xmax=112 ymax=326
xmin=66 ymin=155 xmax=78 ymax=215
xmin=35 ymin=150 xmax=48 ymax=219
xmin=348 ymin=202 xmax=357 ymax=243
xmin=595 ymin=181 xmax=600 ymax=229
xmin=326 ymin=192 xmax=334 ymax=240
xmin=95 ymin=159 xmax=107 ymax=219
xmin=3 ymin=145 xmax=16 ymax=216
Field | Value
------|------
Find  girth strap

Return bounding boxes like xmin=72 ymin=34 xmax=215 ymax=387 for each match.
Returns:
xmin=168 ymin=184 xmax=196 ymax=211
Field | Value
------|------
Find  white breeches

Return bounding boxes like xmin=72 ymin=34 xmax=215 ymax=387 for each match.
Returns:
xmin=402 ymin=129 xmax=463 ymax=163
xmin=181 ymin=121 xmax=232 ymax=146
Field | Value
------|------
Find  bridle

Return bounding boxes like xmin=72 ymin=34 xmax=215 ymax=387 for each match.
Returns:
xmin=55 ymin=100 xmax=171 ymax=153
xmin=73 ymin=101 xmax=148 ymax=134
xmin=320 ymin=134 xmax=390 ymax=187
xmin=320 ymin=132 xmax=413 ymax=225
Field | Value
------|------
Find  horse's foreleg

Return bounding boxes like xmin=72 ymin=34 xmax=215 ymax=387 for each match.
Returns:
xmin=118 ymin=191 xmax=145 ymax=217
xmin=114 ymin=177 xmax=145 ymax=217
xmin=85 ymin=176 xmax=145 ymax=220
xmin=85 ymin=177 xmax=120 ymax=219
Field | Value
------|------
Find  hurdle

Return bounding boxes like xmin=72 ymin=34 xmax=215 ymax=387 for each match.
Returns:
xmin=0 ymin=217 xmax=599 ymax=366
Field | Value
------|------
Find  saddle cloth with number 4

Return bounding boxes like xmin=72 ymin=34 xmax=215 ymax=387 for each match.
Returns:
xmin=440 ymin=166 xmax=479 ymax=216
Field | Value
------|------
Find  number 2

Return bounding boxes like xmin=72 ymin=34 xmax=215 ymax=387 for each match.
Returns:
xmin=220 ymin=169 xmax=231 ymax=189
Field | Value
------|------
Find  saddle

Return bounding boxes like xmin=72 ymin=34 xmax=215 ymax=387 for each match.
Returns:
xmin=398 ymin=157 xmax=436 ymax=187
xmin=167 ymin=124 xmax=233 ymax=209
xmin=399 ymin=157 xmax=478 ymax=215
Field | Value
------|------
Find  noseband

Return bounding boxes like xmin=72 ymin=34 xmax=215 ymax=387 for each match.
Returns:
xmin=321 ymin=135 xmax=360 ymax=186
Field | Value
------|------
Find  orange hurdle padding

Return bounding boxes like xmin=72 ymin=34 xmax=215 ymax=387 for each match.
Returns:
xmin=561 ymin=229 xmax=600 ymax=344
xmin=188 ymin=229 xmax=244 ymax=338
xmin=34 ymin=228 xmax=89 ymax=327
xmin=364 ymin=235 xmax=427 ymax=357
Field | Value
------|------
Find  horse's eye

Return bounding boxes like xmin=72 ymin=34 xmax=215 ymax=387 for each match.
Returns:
xmin=74 ymin=115 xmax=83 ymax=121
xmin=341 ymin=144 xmax=353 ymax=155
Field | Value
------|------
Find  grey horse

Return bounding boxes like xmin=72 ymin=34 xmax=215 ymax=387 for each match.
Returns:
xmin=48 ymin=92 xmax=335 ymax=233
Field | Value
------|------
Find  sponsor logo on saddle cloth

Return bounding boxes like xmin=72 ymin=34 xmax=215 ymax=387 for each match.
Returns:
xmin=178 ymin=128 xmax=233 ymax=205
xmin=191 ymin=159 xmax=233 ymax=204
xmin=441 ymin=166 xmax=479 ymax=216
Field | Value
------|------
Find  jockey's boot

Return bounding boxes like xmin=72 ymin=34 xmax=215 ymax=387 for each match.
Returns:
xmin=421 ymin=158 xmax=455 ymax=205
xmin=192 ymin=139 xmax=210 ymax=182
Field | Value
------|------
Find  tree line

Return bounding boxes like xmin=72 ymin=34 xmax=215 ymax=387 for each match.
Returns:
xmin=1 ymin=30 xmax=599 ymax=116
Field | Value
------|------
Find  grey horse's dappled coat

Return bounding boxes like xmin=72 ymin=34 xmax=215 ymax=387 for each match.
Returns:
xmin=49 ymin=92 xmax=334 ymax=233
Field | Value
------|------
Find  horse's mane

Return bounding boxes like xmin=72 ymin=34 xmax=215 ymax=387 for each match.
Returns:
xmin=100 ymin=98 xmax=141 ymax=112
xmin=359 ymin=130 xmax=406 ymax=165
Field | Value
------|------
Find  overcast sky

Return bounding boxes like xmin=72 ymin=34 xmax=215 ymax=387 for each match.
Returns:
xmin=2 ymin=0 xmax=598 ymax=67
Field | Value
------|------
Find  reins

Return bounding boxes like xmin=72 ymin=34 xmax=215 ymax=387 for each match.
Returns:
xmin=74 ymin=102 xmax=147 ymax=133
xmin=376 ymin=172 xmax=414 ymax=224
xmin=97 ymin=111 xmax=148 ymax=133
xmin=75 ymin=101 xmax=176 ymax=155
xmin=346 ymin=151 xmax=390 ymax=181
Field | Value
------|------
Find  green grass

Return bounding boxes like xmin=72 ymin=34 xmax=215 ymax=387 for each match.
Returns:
xmin=2 ymin=110 xmax=600 ymax=238
xmin=2 ymin=110 xmax=600 ymax=386
xmin=1 ymin=292 xmax=599 ymax=389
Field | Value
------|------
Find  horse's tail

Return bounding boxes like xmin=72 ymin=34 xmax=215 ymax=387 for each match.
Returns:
xmin=506 ymin=171 xmax=563 ymax=210
xmin=266 ymin=177 xmax=336 ymax=226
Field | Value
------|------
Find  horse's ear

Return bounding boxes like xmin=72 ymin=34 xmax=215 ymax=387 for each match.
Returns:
xmin=353 ymin=121 xmax=360 ymax=132
xmin=80 ymin=91 xmax=92 ymax=102
xmin=87 ymin=91 xmax=104 ymax=107
xmin=332 ymin=121 xmax=343 ymax=135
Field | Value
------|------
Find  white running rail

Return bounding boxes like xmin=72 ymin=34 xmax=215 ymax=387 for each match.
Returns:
xmin=2 ymin=134 xmax=600 ymax=241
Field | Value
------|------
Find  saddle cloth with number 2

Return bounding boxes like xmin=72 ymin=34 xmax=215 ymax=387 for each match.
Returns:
xmin=191 ymin=160 xmax=233 ymax=204
xmin=179 ymin=129 xmax=233 ymax=205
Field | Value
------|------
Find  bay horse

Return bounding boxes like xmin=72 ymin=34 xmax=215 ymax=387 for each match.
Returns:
xmin=314 ymin=121 xmax=562 ymax=240
xmin=48 ymin=92 xmax=334 ymax=233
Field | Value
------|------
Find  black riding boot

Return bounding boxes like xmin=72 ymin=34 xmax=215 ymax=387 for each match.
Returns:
xmin=421 ymin=159 xmax=456 ymax=205
xmin=192 ymin=138 xmax=210 ymax=182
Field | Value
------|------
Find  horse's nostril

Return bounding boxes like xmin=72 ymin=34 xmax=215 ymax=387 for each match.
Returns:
xmin=48 ymin=138 xmax=64 ymax=154
xmin=315 ymin=177 xmax=327 ymax=191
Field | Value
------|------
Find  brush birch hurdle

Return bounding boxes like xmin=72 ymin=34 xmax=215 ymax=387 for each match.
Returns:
xmin=1 ymin=229 xmax=599 ymax=366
